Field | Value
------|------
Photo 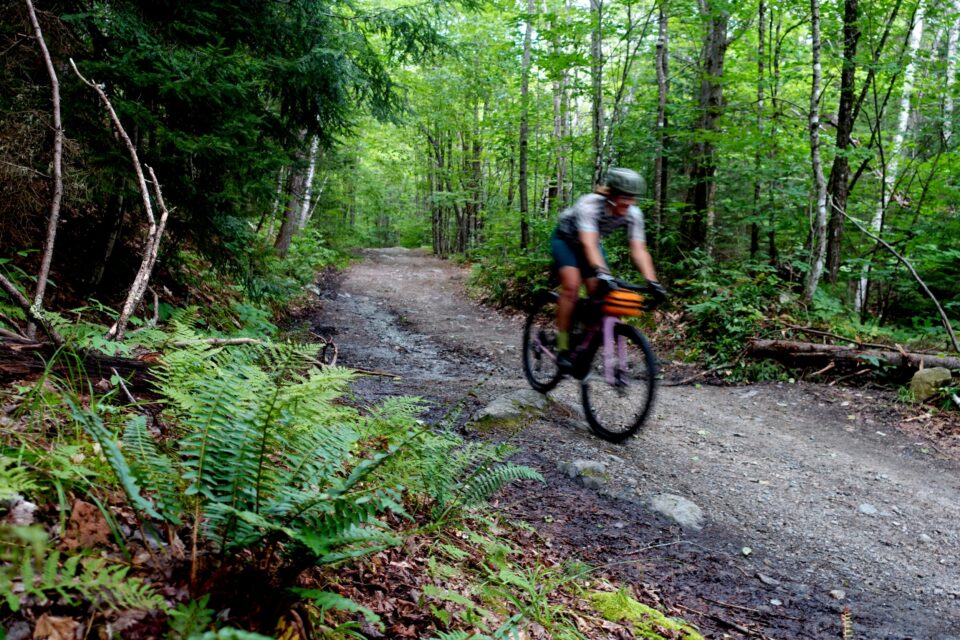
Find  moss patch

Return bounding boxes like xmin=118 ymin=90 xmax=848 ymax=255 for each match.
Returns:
xmin=589 ymin=589 xmax=704 ymax=640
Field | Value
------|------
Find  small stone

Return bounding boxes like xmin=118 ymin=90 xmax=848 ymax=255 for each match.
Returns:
xmin=757 ymin=573 xmax=781 ymax=587
xmin=919 ymin=533 xmax=934 ymax=544
xmin=742 ymin=546 xmax=753 ymax=556
xmin=858 ymin=503 xmax=879 ymax=516
xmin=830 ymin=589 xmax=846 ymax=600
xmin=646 ymin=493 xmax=705 ymax=530
xmin=910 ymin=367 xmax=954 ymax=402
xmin=770 ymin=598 xmax=783 ymax=606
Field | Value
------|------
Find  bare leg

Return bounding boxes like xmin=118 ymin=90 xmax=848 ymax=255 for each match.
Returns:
xmin=557 ymin=266 xmax=581 ymax=334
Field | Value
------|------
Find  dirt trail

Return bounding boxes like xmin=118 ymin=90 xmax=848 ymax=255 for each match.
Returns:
xmin=304 ymin=248 xmax=960 ymax=640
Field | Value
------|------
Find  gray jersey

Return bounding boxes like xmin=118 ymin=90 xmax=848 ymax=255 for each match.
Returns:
xmin=556 ymin=193 xmax=646 ymax=246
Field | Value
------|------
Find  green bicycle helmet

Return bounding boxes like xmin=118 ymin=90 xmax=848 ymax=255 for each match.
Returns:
xmin=605 ymin=167 xmax=645 ymax=197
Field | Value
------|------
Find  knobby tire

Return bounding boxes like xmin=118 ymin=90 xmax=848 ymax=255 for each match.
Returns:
xmin=581 ymin=324 xmax=657 ymax=443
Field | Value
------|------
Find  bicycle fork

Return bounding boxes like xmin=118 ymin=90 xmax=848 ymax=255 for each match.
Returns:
xmin=602 ymin=316 xmax=627 ymax=386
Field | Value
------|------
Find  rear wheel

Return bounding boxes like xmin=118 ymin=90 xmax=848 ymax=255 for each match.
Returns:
xmin=522 ymin=295 xmax=562 ymax=393
xmin=581 ymin=324 xmax=657 ymax=442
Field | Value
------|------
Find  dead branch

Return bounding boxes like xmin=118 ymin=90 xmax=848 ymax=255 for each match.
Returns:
xmin=0 ymin=274 xmax=64 ymax=346
xmin=111 ymin=367 xmax=137 ymax=405
xmin=784 ymin=324 xmax=895 ymax=351
xmin=24 ymin=0 xmax=64 ymax=341
xmin=69 ymin=60 xmax=170 ymax=342
xmin=840 ymin=206 xmax=959 ymax=352
xmin=170 ymin=338 xmax=264 ymax=347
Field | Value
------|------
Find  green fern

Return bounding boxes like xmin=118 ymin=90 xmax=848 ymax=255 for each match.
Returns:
xmin=123 ymin=416 xmax=183 ymax=524
xmin=166 ymin=594 xmax=215 ymax=639
xmin=292 ymin=589 xmax=381 ymax=627
xmin=458 ymin=464 xmax=544 ymax=507
xmin=0 ymin=454 xmax=37 ymax=501
xmin=64 ymin=396 xmax=162 ymax=521
xmin=0 ymin=525 xmax=167 ymax=613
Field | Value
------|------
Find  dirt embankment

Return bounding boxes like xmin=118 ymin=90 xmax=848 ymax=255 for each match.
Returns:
xmin=298 ymin=248 xmax=960 ymax=640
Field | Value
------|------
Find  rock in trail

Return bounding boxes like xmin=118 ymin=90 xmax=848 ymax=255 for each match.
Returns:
xmin=306 ymin=247 xmax=960 ymax=639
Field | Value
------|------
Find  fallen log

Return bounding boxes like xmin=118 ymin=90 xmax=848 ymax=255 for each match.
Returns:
xmin=0 ymin=340 xmax=153 ymax=384
xmin=748 ymin=339 xmax=960 ymax=374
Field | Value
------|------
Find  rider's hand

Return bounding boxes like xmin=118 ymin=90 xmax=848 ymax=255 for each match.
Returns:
xmin=647 ymin=280 xmax=668 ymax=302
xmin=596 ymin=271 xmax=617 ymax=294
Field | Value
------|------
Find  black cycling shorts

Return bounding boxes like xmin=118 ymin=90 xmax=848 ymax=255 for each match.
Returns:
xmin=550 ymin=231 xmax=606 ymax=279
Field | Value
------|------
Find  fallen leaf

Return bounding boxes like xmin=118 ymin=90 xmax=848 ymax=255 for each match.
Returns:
xmin=33 ymin=614 xmax=79 ymax=640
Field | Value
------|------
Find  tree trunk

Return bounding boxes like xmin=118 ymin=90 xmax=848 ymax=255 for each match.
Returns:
xmin=751 ymin=0 xmax=766 ymax=260
xmin=653 ymin=0 xmax=670 ymax=256
xmin=590 ymin=0 xmax=605 ymax=187
xmin=683 ymin=0 xmax=728 ymax=254
xmin=824 ymin=0 xmax=860 ymax=283
xmin=274 ymin=164 xmax=305 ymax=257
xmin=297 ymin=136 xmax=320 ymax=230
xmin=519 ymin=0 xmax=535 ymax=249
xmin=25 ymin=0 xmax=64 ymax=340
xmin=804 ymin=0 xmax=829 ymax=303
xmin=946 ymin=0 xmax=960 ymax=144
xmin=855 ymin=1 xmax=925 ymax=313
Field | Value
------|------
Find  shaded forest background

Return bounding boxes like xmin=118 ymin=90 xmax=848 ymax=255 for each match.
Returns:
xmin=2 ymin=0 xmax=959 ymax=363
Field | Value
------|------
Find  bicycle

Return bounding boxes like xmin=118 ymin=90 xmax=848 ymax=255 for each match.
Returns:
xmin=522 ymin=279 xmax=659 ymax=443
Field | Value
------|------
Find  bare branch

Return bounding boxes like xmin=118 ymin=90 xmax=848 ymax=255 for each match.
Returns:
xmin=840 ymin=206 xmax=959 ymax=353
xmin=70 ymin=60 xmax=170 ymax=342
xmin=0 ymin=273 xmax=64 ymax=346
xmin=24 ymin=0 xmax=64 ymax=341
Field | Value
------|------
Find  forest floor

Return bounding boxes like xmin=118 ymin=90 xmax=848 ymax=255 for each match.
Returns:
xmin=294 ymin=247 xmax=960 ymax=640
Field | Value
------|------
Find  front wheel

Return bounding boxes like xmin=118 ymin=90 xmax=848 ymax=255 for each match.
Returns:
xmin=522 ymin=294 xmax=563 ymax=393
xmin=581 ymin=324 xmax=657 ymax=443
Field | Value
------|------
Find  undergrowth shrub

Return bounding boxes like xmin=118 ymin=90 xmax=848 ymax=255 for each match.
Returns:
xmin=675 ymin=255 xmax=787 ymax=374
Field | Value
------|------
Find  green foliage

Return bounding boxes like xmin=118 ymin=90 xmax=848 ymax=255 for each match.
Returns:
xmin=678 ymin=257 xmax=786 ymax=366
xmin=292 ymin=589 xmax=381 ymax=629
xmin=0 ymin=454 xmax=37 ymax=501
xmin=0 ymin=526 xmax=168 ymax=613
xmin=166 ymin=595 xmax=216 ymax=639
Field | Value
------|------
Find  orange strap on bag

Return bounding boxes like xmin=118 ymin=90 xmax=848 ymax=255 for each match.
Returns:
xmin=602 ymin=290 xmax=644 ymax=316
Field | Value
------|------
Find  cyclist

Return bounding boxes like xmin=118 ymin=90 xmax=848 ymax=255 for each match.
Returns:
xmin=550 ymin=167 xmax=666 ymax=370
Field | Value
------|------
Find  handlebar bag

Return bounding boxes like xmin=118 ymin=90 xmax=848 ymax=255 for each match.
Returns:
xmin=602 ymin=290 xmax=644 ymax=316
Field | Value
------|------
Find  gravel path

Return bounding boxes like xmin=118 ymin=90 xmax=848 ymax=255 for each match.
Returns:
xmin=304 ymin=247 xmax=960 ymax=639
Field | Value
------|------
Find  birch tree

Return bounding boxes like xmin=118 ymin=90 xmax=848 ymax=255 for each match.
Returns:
xmin=855 ymin=1 xmax=926 ymax=313
xmin=946 ymin=0 xmax=960 ymax=143
xmin=804 ymin=0 xmax=828 ymax=303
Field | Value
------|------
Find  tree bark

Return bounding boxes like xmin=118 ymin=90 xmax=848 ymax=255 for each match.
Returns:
xmin=653 ymin=0 xmax=670 ymax=256
xmin=748 ymin=339 xmax=960 ymax=372
xmin=824 ymin=0 xmax=860 ymax=283
xmin=297 ymin=136 xmax=320 ymax=230
xmin=945 ymin=0 xmax=960 ymax=144
xmin=855 ymin=1 xmax=925 ymax=313
xmin=683 ymin=0 xmax=728 ymax=254
xmin=590 ymin=0 xmax=605 ymax=187
xmin=519 ymin=0 xmax=535 ymax=249
xmin=804 ymin=0 xmax=828 ymax=303
xmin=751 ymin=0 xmax=766 ymax=259
xmin=25 ymin=0 xmax=64 ymax=341
xmin=274 ymin=134 xmax=309 ymax=257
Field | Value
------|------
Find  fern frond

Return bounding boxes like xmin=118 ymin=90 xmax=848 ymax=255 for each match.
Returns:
xmin=291 ymin=589 xmax=381 ymax=626
xmin=0 ymin=454 xmax=38 ymax=500
xmin=191 ymin=628 xmax=275 ymax=640
xmin=123 ymin=415 xmax=183 ymax=524
xmin=0 ymin=526 xmax=167 ymax=613
xmin=63 ymin=397 xmax=162 ymax=520
xmin=458 ymin=464 xmax=544 ymax=507
xmin=166 ymin=594 xmax=215 ymax=639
